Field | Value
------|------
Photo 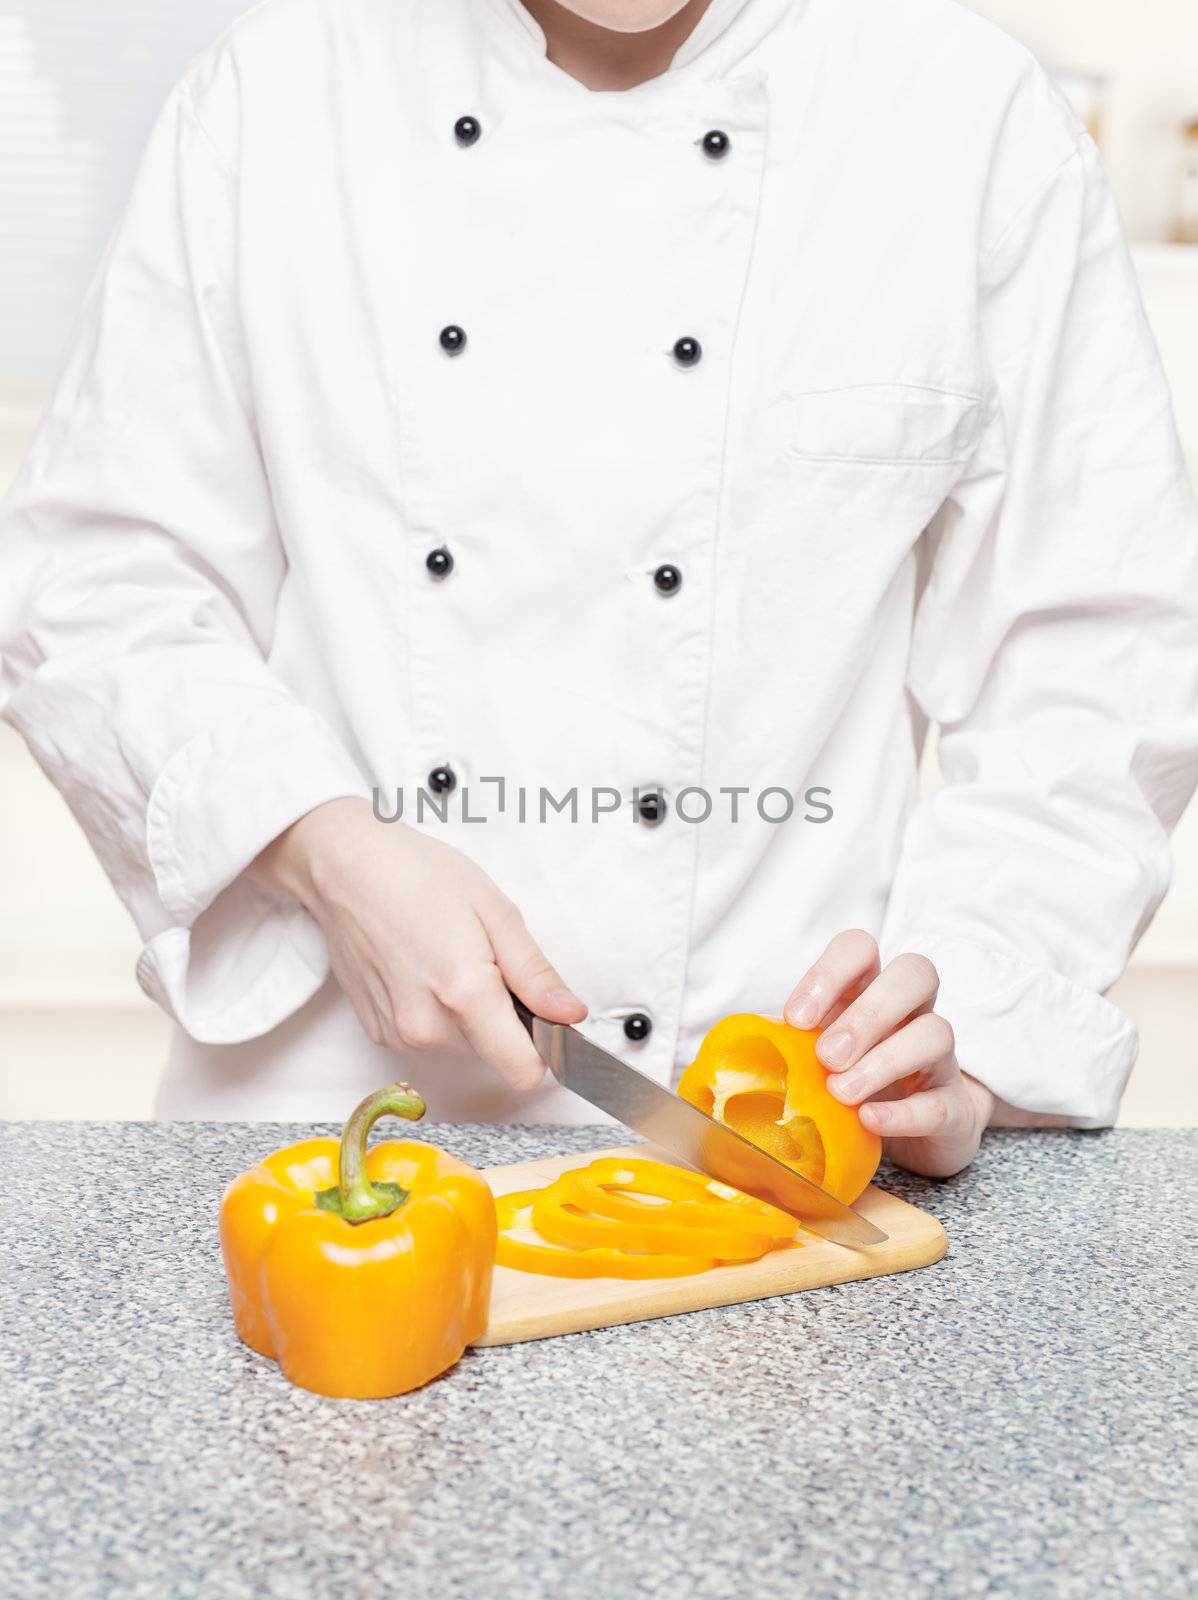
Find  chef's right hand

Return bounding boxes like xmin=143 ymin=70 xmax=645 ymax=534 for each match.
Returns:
xmin=248 ymin=797 xmax=586 ymax=1090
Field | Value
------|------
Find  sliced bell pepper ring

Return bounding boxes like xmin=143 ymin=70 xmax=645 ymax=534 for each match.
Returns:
xmin=531 ymin=1178 xmax=776 ymax=1261
xmin=566 ymin=1159 xmax=798 ymax=1241
xmin=495 ymin=1188 xmax=717 ymax=1279
xmin=677 ymin=1014 xmax=882 ymax=1205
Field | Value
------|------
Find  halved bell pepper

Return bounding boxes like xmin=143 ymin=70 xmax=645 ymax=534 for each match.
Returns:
xmin=677 ymin=1015 xmax=881 ymax=1205
xmin=219 ymin=1084 xmax=496 ymax=1398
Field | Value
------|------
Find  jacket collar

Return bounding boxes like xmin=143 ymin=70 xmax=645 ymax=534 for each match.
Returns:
xmin=478 ymin=0 xmax=798 ymax=83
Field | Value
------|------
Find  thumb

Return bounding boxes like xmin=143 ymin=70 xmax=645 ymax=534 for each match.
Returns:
xmin=485 ymin=901 xmax=587 ymax=1024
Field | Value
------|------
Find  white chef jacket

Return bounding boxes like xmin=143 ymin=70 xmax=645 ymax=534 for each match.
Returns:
xmin=2 ymin=0 xmax=1197 ymax=1125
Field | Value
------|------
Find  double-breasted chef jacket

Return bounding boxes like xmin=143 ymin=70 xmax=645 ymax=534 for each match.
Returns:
xmin=3 ymin=0 xmax=1197 ymax=1123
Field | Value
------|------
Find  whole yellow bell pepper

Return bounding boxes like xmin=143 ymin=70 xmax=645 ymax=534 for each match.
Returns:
xmin=678 ymin=1014 xmax=882 ymax=1205
xmin=219 ymin=1083 xmax=496 ymax=1399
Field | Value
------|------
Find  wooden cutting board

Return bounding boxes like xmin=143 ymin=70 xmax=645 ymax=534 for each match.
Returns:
xmin=474 ymin=1144 xmax=947 ymax=1347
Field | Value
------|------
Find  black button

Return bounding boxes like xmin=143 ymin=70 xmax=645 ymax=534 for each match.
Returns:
xmin=623 ymin=1012 xmax=652 ymax=1042
xmin=426 ymin=546 xmax=454 ymax=579
xmin=439 ymin=324 xmax=467 ymax=355
xmin=454 ymin=115 xmax=481 ymax=146
xmin=653 ymin=563 xmax=682 ymax=595
xmin=427 ymin=765 xmax=457 ymax=795
xmin=701 ymin=129 xmax=730 ymax=159
xmin=672 ymin=336 xmax=702 ymax=367
xmin=637 ymin=790 xmax=666 ymax=826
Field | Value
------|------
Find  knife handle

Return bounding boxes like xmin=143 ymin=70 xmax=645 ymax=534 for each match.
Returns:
xmin=509 ymin=989 xmax=537 ymax=1038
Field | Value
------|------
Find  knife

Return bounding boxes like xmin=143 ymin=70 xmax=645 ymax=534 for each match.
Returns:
xmin=512 ymin=996 xmax=888 ymax=1248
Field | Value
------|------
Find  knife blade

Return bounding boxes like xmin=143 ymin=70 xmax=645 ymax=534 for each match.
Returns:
xmin=512 ymin=997 xmax=887 ymax=1248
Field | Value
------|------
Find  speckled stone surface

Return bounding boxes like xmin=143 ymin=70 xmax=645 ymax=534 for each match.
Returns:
xmin=1 ymin=1124 xmax=1195 ymax=1599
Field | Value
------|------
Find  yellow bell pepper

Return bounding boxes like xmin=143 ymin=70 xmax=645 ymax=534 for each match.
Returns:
xmin=532 ymin=1178 xmax=776 ymax=1261
xmin=571 ymin=1157 xmax=798 ymax=1239
xmin=494 ymin=1157 xmax=800 ymax=1279
xmin=219 ymin=1084 xmax=496 ymax=1398
xmin=677 ymin=1014 xmax=882 ymax=1205
xmin=495 ymin=1187 xmax=718 ymax=1279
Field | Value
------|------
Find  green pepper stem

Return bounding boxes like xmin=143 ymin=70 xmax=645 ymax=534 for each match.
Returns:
xmin=337 ymin=1082 xmax=427 ymax=1221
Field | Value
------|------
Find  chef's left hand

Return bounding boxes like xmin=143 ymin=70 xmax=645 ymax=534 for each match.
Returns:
xmin=783 ymin=930 xmax=994 ymax=1178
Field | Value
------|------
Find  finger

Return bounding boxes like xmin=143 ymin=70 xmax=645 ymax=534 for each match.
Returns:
xmin=826 ymin=1012 xmax=957 ymax=1105
xmin=353 ymin=998 xmax=386 ymax=1049
xmin=485 ymin=897 xmax=587 ymax=1023
xmin=438 ymin=962 xmax=546 ymax=1092
xmin=334 ymin=960 xmax=393 ymax=1051
xmin=813 ymin=972 xmax=879 ymax=1034
xmin=814 ymin=951 xmax=939 ymax=1071
xmin=387 ymin=995 xmax=462 ymax=1054
xmin=859 ymin=1083 xmax=974 ymax=1140
xmin=783 ymin=929 xmax=880 ymax=1030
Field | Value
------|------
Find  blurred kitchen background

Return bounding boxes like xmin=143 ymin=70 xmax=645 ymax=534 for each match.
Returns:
xmin=1 ymin=0 xmax=1196 ymax=1118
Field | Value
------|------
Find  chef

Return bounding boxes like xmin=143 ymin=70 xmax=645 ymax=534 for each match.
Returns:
xmin=2 ymin=0 xmax=1197 ymax=1176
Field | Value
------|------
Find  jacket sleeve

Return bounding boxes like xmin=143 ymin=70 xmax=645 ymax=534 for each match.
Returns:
xmin=0 ymin=80 xmax=369 ymax=1044
xmin=880 ymin=129 xmax=1198 ymax=1127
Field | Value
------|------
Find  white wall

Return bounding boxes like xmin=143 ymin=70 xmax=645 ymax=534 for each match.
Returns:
xmin=964 ymin=0 xmax=1196 ymax=243
xmin=0 ymin=2 xmax=253 ymax=379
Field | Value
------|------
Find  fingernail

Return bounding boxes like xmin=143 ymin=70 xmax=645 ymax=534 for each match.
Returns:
xmin=787 ymin=994 xmax=820 ymax=1029
xmin=817 ymin=1030 xmax=853 ymax=1068
xmin=547 ymin=985 xmax=582 ymax=1011
xmin=831 ymin=1071 xmax=864 ymax=1101
xmin=864 ymin=1102 xmax=890 ymax=1128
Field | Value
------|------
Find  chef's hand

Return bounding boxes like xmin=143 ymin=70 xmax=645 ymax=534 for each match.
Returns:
xmin=783 ymin=930 xmax=993 ymax=1178
xmin=249 ymin=797 xmax=586 ymax=1090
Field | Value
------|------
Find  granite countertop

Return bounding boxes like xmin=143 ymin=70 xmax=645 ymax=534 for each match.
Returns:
xmin=1 ymin=1124 xmax=1194 ymax=1599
